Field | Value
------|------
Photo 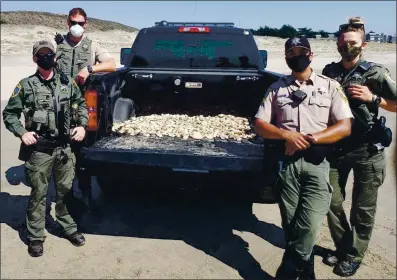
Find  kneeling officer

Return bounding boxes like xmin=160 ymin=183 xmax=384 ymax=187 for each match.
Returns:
xmin=2 ymin=39 xmax=89 ymax=257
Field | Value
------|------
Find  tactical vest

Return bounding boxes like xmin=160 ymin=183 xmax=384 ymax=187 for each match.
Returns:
xmin=323 ymin=60 xmax=377 ymax=135
xmin=55 ymin=35 xmax=92 ymax=78
xmin=21 ymin=73 xmax=73 ymax=139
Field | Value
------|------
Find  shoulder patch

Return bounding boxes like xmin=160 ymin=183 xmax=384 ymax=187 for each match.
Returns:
xmin=384 ymin=72 xmax=396 ymax=85
xmin=11 ymin=83 xmax=22 ymax=98
xmin=336 ymin=85 xmax=348 ymax=103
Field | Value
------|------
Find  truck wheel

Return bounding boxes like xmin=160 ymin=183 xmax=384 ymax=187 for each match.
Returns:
xmin=113 ymin=97 xmax=136 ymax=122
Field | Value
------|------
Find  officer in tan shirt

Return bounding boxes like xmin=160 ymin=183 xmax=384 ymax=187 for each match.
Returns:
xmin=254 ymin=36 xmax=353 ymax=279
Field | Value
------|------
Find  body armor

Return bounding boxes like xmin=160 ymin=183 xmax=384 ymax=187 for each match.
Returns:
xmin=323 ymin=60 xmax=376 ymax=135
xmin=20 ymin=73 xmax=73 ymax=139
xmin=55 ymin=34 xmax=92 ymax=78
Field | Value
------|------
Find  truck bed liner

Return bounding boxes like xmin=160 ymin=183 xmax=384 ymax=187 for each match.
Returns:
xmin=82 ymin=135 xmax=266 ymax=172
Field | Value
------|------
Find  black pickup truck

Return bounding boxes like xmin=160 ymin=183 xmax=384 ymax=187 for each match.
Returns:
xmin=80 ymin=21 xmax=285 ymax=201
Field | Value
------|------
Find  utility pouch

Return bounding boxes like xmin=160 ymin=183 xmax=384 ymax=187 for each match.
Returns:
xmin=48 ymin=111 xmax=58 ymax=137
xmin=32 ymin=110 xmax=48 ymax=131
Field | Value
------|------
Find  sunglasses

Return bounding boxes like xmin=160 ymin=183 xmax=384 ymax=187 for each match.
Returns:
xmin=339 ymin=23 xmax=364 ymax=32
xmin=69 ymin=20 xmax=86 ymax=26
xmin=36 ymin=53 xmax=55 ymax=59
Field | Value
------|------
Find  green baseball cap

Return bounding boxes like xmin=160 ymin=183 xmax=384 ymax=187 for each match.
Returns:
xmin=32 ymin=39 xmax=55 ymax=56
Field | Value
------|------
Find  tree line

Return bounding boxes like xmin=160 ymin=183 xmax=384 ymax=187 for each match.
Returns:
xmin=250 ymin=24 xmax=338 ymax=39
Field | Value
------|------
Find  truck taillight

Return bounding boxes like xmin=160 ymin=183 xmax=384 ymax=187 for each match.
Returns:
xmin=178 ymin=27 xmax=210 ymax=33
xmin=84 ymin=89 xmax=98 ymax=131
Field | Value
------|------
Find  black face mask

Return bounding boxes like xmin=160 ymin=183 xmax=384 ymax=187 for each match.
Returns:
xmin=36 ymin=54 xmax=56 ymax=70
xmin=286 ymin=55 xmax=311 ymax=72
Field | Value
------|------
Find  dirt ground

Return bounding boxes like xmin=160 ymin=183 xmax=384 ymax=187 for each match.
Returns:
xmin=1 ymin=25 xmax=396 ymax=279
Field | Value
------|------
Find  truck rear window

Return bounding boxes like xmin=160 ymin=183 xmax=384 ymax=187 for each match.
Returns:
xmin=130 ymin=33 xmax=260 ymax=69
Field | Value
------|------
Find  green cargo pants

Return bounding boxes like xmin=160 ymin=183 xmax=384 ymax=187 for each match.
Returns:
xmin=276 ymin=157 xmax=332 ymax=261
xmin=327 ymin=145 xmax=386 ymax=263
xmin=24 ymin=145 xmax=77 ymax=242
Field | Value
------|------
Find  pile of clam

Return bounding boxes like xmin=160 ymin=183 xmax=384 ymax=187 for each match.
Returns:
xmin=112 ymin=114 xmax=257 ymax=141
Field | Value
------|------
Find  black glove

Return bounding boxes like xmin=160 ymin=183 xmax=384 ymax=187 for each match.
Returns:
xmin=55 ymin=33 xmax=64 ymax=44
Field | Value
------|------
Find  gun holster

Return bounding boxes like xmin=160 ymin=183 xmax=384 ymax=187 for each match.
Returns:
xmin=18 ymin=143 xmax=34 ymax=162
xmin=370 ymin=116 xmax=393 ymax=148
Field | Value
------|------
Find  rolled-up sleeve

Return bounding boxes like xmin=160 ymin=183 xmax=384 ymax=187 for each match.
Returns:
xmin=92 ymin=42 xmax=114 ymax=63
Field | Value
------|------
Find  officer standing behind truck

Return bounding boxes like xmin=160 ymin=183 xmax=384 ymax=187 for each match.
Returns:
xmin=54 ymin=7 xmax=117 ymax=196
xmin=254 ymin=36 xmax=354 ymax=279
xmin=321 ymin=17 xmax=397 ymax=277
xmin=2 ymin=40 xmax=89 ymax=257
xmin=55 ymin=7 xmax=116 ymax=84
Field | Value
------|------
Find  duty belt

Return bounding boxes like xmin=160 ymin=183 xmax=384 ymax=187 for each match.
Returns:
xmin=34 ymin=137 xmax=68 ymax=155
xmin=264 ymin=140 xmax=332 ymax=165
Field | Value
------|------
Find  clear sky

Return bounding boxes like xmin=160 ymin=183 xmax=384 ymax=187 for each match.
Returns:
xmin=1 ymin=1 xmax=396 ymax=35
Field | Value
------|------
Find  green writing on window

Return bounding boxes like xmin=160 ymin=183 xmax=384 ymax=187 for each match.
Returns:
xmin=153 ymin=40 xmax=232 ymax=59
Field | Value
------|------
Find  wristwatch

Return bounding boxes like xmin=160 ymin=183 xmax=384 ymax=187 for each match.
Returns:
xmin=87 ymin=65 xmax=93 ymax=74
xmin=372 ymin=94 xmax=381 ymax=107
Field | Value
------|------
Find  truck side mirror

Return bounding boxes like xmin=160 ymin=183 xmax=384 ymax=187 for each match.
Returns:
xmin=120 ymin=48 xmax=132 ymax=66
xmin=259 ymin=50 xmax=268 ymax=69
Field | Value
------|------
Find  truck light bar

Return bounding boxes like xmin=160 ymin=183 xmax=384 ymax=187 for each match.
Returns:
xmin=178 ymin=26 xmax=210 ymax=33
xmin=155 ymin=21 xmax=234 ymax=27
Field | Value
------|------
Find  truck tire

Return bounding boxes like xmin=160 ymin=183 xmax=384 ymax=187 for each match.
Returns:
xmin=113 ymin=97 xmax=136 ymax=122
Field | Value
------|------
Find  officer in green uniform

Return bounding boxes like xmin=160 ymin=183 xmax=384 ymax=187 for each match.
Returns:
xmin=321 ymin=17 xmax=397 ymax=277
xmin=54 ymin=7 xmax=116 ymax=84
xmin=255 ymin=36 xmax=354 ymax=279
xmin=53 ymin=7 xmax=116 ymax=198
xmin=2 ymin=40 xmax=89 ymax=257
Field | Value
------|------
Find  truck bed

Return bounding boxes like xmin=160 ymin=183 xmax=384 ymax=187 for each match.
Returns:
xmin=81 ymin=135 xmax=266 ymax=173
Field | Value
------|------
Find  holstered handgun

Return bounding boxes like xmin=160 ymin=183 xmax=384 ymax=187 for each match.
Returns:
xmin=369 ymin=116 xmax=393 ymax=148
xmin=18 ymin=142 xmax=34 ymax=162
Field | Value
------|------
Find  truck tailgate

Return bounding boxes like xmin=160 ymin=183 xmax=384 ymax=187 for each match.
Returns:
xmin=81 ymin=135 xmax=266 ymax=172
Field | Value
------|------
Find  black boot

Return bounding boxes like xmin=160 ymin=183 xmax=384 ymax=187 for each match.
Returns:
xmin=64 ymin=231 xmax=86 ymax=247
xmin=333 ymin=259 xmax=361 ymax=277
xmin=299 ymin=253 xmax=316 ymax=280
xmin=28 ymin=241 xmax=43 ymax=257
xmin=275 ymin=250 xmax=302 ymax=279
xmin=323 ymin=249 xmax=344 ymax=267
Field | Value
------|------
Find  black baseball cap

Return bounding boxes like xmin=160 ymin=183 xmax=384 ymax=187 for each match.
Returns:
xmin=285 ymin=36 xmax=311 ymax=53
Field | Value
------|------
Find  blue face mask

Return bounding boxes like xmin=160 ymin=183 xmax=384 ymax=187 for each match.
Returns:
xmin=286 ymin=55 xmax=311 ymax=72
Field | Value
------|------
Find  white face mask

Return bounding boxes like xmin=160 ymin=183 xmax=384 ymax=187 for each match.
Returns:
xmin=70 ymin=24 xmax=84 ymax=38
